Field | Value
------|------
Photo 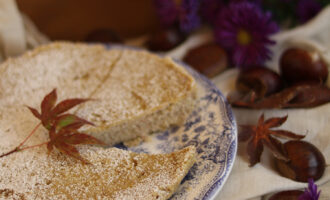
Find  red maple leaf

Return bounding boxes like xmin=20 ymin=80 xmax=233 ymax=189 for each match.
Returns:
xmin=0 ymin=89 xmax=104 ymax=163
xmin=47 ymin=118 xmax=104 ymax=164
xmin=27 ymin=88 xmax=89 ymax=130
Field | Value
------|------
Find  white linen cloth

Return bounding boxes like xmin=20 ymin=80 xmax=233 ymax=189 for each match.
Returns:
xmin=213 ymin=69 xmax=330 ymax=200
xmin=0 ymin=0 xmax=48 ymax=62
xmin=1 ymin=0 xmax=329 ymax=199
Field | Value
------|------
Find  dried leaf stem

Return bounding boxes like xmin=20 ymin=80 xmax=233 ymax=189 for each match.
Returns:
xmin=0 ymin=122 xmax=44 ymax=158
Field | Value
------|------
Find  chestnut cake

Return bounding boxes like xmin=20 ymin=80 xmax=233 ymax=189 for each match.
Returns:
xmin=0 ymin=42 xmax=197 ymax=145
xmin=0 ymin=42 xmax=197 ymax=199
xmin=0 ymin=106 xmax=196 ymax=199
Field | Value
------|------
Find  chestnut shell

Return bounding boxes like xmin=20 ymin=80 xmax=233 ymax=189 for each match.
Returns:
xmin=275 ymin=140 xmax=325 ymax=182
xmin=280 ymin=48 xmax=328 ymax=84
xmin=183 ymin=43 xmax=228 ymax=78
xmin=236 ymin=67 xmax=283 ymax=98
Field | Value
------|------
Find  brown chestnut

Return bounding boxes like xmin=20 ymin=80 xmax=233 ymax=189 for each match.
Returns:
xmin=275 ymin=140 xmax=325 ymax=182
xmin=280 ymin=48 xmax=328 ymax=84
xmin=183 ymin=43 xmax=228 ymax=78
xmin=145 ymin=28 xmax=186 ymax=51
xmin=268 ymin=190 xmax=304 ymax=200
xmin=236 ymin=67 xmax=283 ymax=98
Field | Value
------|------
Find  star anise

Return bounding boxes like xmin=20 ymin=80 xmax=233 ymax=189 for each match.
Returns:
xmin=239 ymin=114 xmax=305 ymax=166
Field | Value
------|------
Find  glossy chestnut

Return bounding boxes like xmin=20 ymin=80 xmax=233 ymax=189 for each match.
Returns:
xmin=145 ymin=28 xmax=186 ymax=51
xmin=183 ymin=43 xmax=228 ymax=78
xmin=275 ymin=140 xmax=325 ymax=182
xmin=280 ymin=48 xmax=328 ymax=84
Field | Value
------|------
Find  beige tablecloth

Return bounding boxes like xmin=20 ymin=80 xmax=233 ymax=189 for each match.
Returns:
xmin=168 ymin=38 xmax=330 ymax=199
xmin=166 ymin=7 xmax=330 ymax=199
xmin=212 ymin=69 xmax=330 ymax=200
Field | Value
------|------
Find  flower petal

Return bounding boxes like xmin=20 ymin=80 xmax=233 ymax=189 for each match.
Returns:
xmin=214 ymin=2 xmax=278 ymax=68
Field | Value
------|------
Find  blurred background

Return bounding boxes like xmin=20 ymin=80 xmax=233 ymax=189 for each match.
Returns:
xmin=17 ymin=0 xmax=159 ymax=40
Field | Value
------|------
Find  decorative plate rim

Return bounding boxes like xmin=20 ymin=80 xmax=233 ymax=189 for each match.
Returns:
xmin=175 ymin=59 xmax=237 ymax=200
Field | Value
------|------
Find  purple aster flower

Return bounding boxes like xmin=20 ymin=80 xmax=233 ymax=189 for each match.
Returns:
xmin=214 ymin=2 xmax=279 ymax=68
xmin=297 ymin=0 xmax=322 ymax=23
xmin=298 ymin=179 xmax=321 ymax=200
xmin=179 ymin=0 xmax=201 ymax=33
xmin=200 ymin=0 xmax=224 ymax=25
xmin=153 ymin=0 xmax=179 ymax=27
xmin=153 ymin=0 xmax=201 ymax=33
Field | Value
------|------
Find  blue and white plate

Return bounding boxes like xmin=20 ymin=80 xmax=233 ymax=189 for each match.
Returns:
xmin=110 ymin=46 xmax=237 ymax=200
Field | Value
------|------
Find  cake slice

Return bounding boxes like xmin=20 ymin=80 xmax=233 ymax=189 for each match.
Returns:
xmin=0 ymin=146 xmax=196 ymax=200
xmin=78 ymin=49 xmax=197 ymax=145
xmin=0 ymin=106 xmax=196 ymax=200
xmin=0 ymin=42 xmax=197 ymax=145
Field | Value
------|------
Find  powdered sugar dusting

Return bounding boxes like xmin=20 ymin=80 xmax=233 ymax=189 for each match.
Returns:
xmin=0 ymin=42 xmax=198 ymax=199
xmin=0 ymin=136 xmax=195 ymax=199
xmin=77 ymin=49 xmax=195 ymax=128
xmin=0 ymin=106 xmax=196 ymax=199
xmin=0 ymin=42 xmax=121 ymax=108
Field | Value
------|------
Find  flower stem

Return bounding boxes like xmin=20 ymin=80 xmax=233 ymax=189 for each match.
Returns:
xmin=0 ymin=122 xmax=42 ymax=158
